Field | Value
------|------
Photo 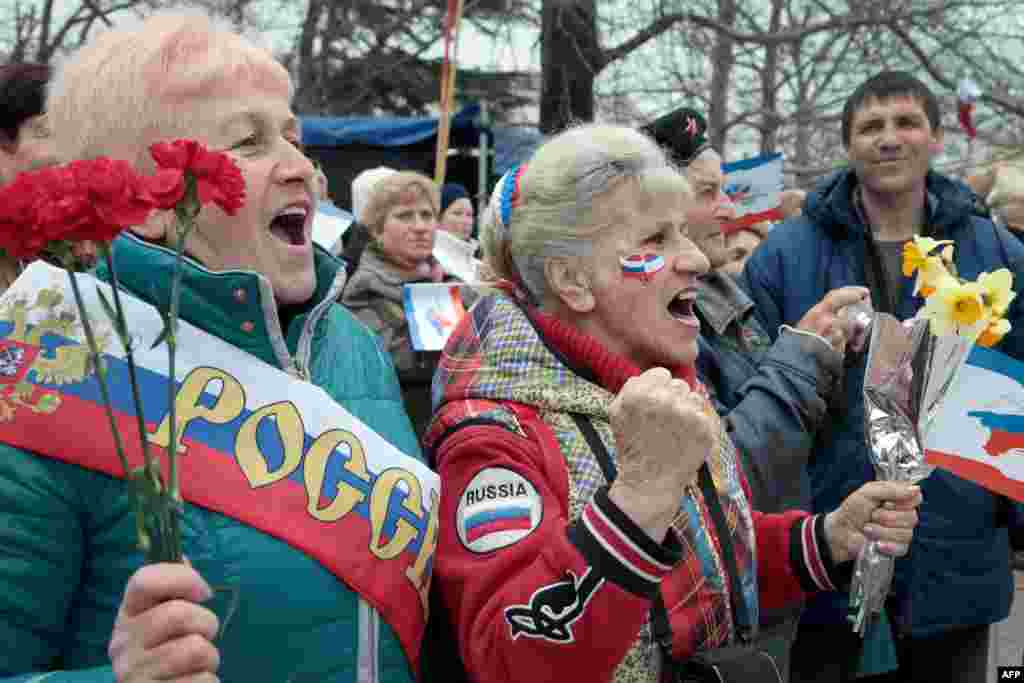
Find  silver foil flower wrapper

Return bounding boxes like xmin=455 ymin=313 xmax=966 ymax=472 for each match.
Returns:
xmin=845 ymin=306 xmax=973 ymax=636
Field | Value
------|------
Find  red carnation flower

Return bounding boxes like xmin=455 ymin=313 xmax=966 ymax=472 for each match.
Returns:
xmin=0 ymin=173 xmax=49 ymax=260
xmin=69 ymin=158 xmax=155 ymax=242
xmin=149 ymin=139 xmax=246 ymax=215
xmin=145 ymin=168 xmax=187 ymax=211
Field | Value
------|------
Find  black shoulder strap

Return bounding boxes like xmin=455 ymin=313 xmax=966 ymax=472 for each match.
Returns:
xmin=571 ymin=413 xmax=617 ymax=483
xmin=570 ymin=413 xmax=752 ymax=659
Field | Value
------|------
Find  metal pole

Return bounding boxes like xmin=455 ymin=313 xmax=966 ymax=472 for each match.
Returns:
xmin=478 ymin=99 xmax=490 ymax=218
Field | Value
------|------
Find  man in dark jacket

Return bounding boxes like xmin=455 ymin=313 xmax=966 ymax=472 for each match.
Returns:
xmin=743 ymin=70 xmax=1024 ymax=683
xmin=652 ymin=108 xmax=868 ymax=681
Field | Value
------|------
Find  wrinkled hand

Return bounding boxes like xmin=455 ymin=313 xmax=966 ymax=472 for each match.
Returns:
xmin=824 ymin=482 xmax=923 ymax=564
xmin=109 ymin=563 xmax=220 ymax=683
xmin=607 ymin=368 xmax=716 ymax=541
xmin=797 ymin=286 xmax=871 ymax=355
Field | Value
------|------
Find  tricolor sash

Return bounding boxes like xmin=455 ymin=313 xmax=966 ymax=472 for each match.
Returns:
xmin=0 ymin=261 xmax=440 ymax=672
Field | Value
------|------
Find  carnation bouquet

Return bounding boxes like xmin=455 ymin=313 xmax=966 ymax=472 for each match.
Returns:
xmin=0 ymin=140 xmax=245 ymax=565
xmin=846 ymin=235 xmax=1014 ymax=636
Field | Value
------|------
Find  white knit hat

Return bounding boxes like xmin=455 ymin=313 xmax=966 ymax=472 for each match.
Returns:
xmin=351 ymin=166 xmax=397 ymax=223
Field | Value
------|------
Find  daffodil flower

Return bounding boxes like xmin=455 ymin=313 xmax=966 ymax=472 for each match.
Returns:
xmin=914 ymin=255 xmax=955 ymax=297
xmin=902 ymin=235 xmax=954 ymax=277
xmin=921 ymin=280 xmax=987 ymax=338
xmin=977 ymin=269 xmax=1016 ymax=317
xmin=977 ymin=317 xmax=1012 ymax=347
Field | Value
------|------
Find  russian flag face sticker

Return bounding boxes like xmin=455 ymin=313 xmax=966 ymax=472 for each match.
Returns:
xmin=457 ymin=467 xmax=543 ymax=553
xmin=619 ymin=254 xmax=666 ymax=280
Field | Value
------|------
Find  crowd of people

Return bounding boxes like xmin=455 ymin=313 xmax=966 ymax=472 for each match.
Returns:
xmin=4 ymin=6 xmax=1024 ymax=683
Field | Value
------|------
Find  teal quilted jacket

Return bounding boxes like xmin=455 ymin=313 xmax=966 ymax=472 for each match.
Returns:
xmin=0 ymin=234 xmax=423 ymax=682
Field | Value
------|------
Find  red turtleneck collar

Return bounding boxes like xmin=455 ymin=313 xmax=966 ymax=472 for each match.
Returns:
xmin=523 ymin=302 xmax=698 ymax=394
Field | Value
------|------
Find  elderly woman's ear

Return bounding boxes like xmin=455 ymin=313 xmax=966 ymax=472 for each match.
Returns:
xmin=544 ymin=257 xmax=594 ymax=313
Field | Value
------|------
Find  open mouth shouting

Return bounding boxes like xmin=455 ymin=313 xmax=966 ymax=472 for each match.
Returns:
xmin=269 ymin=203 xmax=311 ymax=247
xmin=668 ymin=288 xmax=700 ymax=327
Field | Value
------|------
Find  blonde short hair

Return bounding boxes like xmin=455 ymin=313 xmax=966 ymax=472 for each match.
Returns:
xmin=483 ymin=124 xmax=691 ymax=304
xmin=361 ymin=171 xmax=440 ymax=236
xmin=47 ymin=8 xmax=289 ymax=165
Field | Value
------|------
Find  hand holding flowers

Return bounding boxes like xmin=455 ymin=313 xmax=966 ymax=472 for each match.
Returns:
xmin=848 ymin=234 xmax=1016 ymax=636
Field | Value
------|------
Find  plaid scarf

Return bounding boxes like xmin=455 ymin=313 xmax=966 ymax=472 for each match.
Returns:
xmin=426 ymin=292 xmax=760 ymax=682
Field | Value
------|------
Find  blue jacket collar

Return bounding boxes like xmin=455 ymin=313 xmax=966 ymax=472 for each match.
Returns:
xmin=97 ymin=232 xmax=346 ymax=371
xmin=696 ymin=271 xmax=754 ymax=336
xmin=804 ymin=168 xmax=977 ymax=241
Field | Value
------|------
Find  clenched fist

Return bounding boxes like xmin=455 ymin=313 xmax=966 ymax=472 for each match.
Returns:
xmin=607 ymin=368 xmax=716 ymax=542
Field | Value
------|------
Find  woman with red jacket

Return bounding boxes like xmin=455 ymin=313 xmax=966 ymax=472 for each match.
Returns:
xmin=424 ymin=124 xmax=921 ymax=682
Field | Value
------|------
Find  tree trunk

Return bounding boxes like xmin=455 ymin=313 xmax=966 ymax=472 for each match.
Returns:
xmin=293 ymin=0 xmax=326 ymax=114
xmin=759 ymin=0 xmax=784 ymax=154
xmin=707 ymin=0 xmax=736 ymax=154
xmin=540 ymin=0 xmax=599 ymax=135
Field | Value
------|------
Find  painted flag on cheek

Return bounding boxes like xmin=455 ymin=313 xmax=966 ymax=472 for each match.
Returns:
xmin=620 ymin=254 xmax=666 ymax=282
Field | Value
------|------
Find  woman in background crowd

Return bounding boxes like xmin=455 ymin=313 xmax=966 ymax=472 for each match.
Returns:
xmin=439 ymin=182 xmax=477 ymax=243
xmin=342 ymin=170 xmax=446 ymax=437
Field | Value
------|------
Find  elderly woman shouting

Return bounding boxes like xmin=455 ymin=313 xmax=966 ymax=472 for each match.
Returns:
xmin=423 ymin=125 xmax=921 ymax=683
xmin=0 ymin=9 xmax=424 ymax=683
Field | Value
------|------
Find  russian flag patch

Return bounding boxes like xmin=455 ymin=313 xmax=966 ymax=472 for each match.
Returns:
xmin=457 ymin=468 xmax=543 ymax=553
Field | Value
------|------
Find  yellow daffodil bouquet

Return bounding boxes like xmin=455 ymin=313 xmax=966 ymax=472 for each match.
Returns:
xmin=849 ymin=234 xmax=1014 ymax=638
xmin=903 ymin=235 xmax=1015 ymax=347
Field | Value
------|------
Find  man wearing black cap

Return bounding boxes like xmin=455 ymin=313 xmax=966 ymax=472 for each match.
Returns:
xmin=644 ymin=107 xmax=869 ymax=681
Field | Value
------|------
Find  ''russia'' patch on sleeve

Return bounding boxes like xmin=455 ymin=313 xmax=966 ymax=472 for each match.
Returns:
xmin=456 ymin=467 xmax=543 ymax=553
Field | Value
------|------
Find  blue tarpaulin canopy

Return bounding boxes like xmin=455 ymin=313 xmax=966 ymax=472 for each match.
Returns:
xmin=303 ymin=104 xmax=486 ymax=149
xmin=301 ymin=102 xmax=544 ymax=185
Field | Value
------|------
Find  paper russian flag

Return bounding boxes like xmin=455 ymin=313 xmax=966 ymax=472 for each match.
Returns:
xmin=403 ymin=283 xmax=467 ymax=351
xmin=722 ymin=153 xmax=785 ymax=230
xmin=924 ymin=346 xmax=1024 ymax=502
xmin=311 ymin=200 xmax=354 ymax=251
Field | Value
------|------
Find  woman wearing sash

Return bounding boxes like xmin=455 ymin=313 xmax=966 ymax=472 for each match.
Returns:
xmin=423 ymin=124 xmax=922 ymax=682
xmin=0 ymin=10 xmax=428 ymax=683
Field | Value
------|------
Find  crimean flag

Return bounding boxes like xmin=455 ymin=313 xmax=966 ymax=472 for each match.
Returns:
xmin=924 ymin=345 xmax=1024 ymax=502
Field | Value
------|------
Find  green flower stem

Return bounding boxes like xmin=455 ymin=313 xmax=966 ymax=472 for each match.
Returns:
xmin=100 ymin=244 xmax=158 ymax=476
xmin=66 ymin=267 xmax=131 ymax=476
xmin=101 ymin=243 xmax=183 ymax=563
xmin=165 ymin=218 xmax=191 ymax=503
xmin=165 ymin=181 xmax=199 ymax=503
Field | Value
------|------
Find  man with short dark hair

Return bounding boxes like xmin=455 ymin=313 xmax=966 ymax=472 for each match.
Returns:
xmin=744 ymin=69 xmax=1024 ymax=683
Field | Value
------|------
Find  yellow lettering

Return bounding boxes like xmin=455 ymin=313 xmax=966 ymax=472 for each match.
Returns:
xmin=234 ymin=402 xmax=305 ymax=488
xmin=368 ymin=468 xmax=422 ymax=560
xmin=147 ymin=367 xmax=245 ymax=455
xmin=304 ymin=430 xmax=370 ymax=522
xmin=405 ymin=489 xmax=439 ymax=613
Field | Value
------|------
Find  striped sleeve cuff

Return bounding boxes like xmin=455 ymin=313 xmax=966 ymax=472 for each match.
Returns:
xmin=567 ymin=486 xmax=682 ymax=598
xmin=789 ymin=514 xmax=841 ymax=592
